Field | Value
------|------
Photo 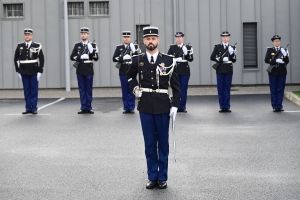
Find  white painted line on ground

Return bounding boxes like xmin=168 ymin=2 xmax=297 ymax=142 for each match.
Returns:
xmin=5 ymin=114 xmax=52 ymax=116
xmin=284 ymin=111 xmax=300 ymax=113
xmin=38 ymin=98 xmax=65 ymax=111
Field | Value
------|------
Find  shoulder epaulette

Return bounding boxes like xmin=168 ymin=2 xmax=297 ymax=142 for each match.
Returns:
xmin=116 ymin=44 xmax=123 ymax=46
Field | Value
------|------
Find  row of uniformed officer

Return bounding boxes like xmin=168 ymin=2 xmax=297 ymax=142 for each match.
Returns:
xmin=14 ymin=28 xmax=45 ymax=114
xmin=167 ymin=32 xmax=193 ymax=113
xmin=70 ymin=27 xmax=99 ymax=114
xmin=112 ymin=31 xmax=139 ymax=114
xmin=127 ymin=26 xmax=181 ymax=189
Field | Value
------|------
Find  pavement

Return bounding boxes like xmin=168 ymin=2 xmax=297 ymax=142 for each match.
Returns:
xmin=0 ymin=91 xmax=300 ymax=199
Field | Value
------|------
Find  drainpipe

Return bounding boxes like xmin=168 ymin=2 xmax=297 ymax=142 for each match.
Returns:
xmin=64 ymin=0 xmax=70 ymax=91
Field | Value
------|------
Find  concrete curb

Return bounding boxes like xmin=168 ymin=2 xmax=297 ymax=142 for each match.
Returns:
xmin=285 ymin=92 xmax=300 ymax=107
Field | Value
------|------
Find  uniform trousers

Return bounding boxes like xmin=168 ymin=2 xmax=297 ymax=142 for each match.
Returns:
xmin=21 ymin=74 xmax=38 ymax=111
xmin=77 ymin=74 xmax=93 ymax=110
xmin=139 ymin=112 xmax=170 ymax=181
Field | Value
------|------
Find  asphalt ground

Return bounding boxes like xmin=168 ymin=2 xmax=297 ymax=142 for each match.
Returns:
xmin=0 ymin=95 xmax=299 ymax=200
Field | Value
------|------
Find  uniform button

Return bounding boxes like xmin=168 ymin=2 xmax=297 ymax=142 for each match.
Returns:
xmin=151 ymin=77 xmax=153 ymax=79
xmin=151 ymin=71 xmax=153 ymax=73
xmin=152 ymin=84 xmax=154 ymax=86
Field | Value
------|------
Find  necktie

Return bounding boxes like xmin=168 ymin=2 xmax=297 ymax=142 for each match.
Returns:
xmin=150 ymin=56 xmax=154 ymax=64
xmin=276 ymin=47 xmax=279 ymax=52
xmin=26 ymin=44 xmax=29 ymax=49
xmin=225 ymin=45 xmax=227 ymax=49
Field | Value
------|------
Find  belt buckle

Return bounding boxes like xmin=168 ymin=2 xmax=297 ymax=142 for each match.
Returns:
xmin=149 ymin=89 xmax=153 ymax=92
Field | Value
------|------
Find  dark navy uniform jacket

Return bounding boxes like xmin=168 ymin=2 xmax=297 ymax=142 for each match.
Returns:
xmin=127 ymin=52 xmax=181 ymax=114
xmin=14 ymin=42 xmax=45 ymax=75
xmin=264 ymin=47 xmax=289 ymax=76
xmin=167 ymin=44 xmax=193 ymax=75
xmin=70 ymin=41 xmax=99 ymax=76
xmin=112 ymin=44 xmax=139 ymax=76
xmin=210 ymin=44 xmax=236 ymax=74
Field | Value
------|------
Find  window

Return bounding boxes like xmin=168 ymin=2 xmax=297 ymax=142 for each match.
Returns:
xmin=68 ymin=2 xmax=84 ymax=16
xmin=136 ymin=25 xmax=150 ymax=53
xmin=243 ymin=23 xmax=258 ymax=69
xmin=89 ymin=1 xmax=109 ymax=16
xmin=3 ymin=4 xmax=23 ymax=18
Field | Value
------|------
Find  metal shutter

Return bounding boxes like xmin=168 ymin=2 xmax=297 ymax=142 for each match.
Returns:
xmin=243 ymin=23 xmax=257 ymax=69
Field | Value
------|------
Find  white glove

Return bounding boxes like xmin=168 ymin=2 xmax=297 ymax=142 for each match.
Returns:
xmin=123 ymin=54 xmax=131 ymax=60
xmin=81 ymin=54 xmax=89 ymax=59
xmin=37 ymin=72 xmax=42 ymax=81
xmin=169 ymin=107 xmax=178 ymax=121
xmin=175 ymin=57 xmax=183 ymax=62
xmin=18 ymin=73 xmax=22 ymax=80
xmin=228 ymin=46 xmax=234 ymax=55
xmin=182 ymin=46 xmax=188 ymax=55
xmin=133 ymin=86 xmax=142 ymax=98
xmin=223 ymin=57 xmax=229 ymax=62
xmin=276 ymin=58 xmax=283 ymax=63
xmin=280 ymin=48 xmax=287 ymax=57
xmin=87 ymin=43 xmax=93 ymax=53
xmin=129 ymin=43 xmax=136 ymax=52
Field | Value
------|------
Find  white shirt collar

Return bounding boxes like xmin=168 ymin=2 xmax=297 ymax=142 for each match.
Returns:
xmin=26 ymin=41 xmax=32 ymax=47
xmin=223 ymin=42 xmax=229 ymax=47
xmin=177 ymin=43 xmax=183 ymax=48
xmin=146 ymin=51 xmax=159 ymax=63
xmin=82 ymin=41 xmax=88 ymax=45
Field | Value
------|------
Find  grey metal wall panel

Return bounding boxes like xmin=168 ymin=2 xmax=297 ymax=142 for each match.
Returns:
xmin=199 ymin=0 xmax=212 ymax=85
xmin=0 ymin=0 xmax=299 ymax=89
xmin=290 ymin=0 xmax=300 ymax=83
xmin=209 ymin=0 xmax=222 ymax=85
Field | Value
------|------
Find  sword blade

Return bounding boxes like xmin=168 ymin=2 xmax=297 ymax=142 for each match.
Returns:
xmin=172 ymin=116 xmax=176 ymax=162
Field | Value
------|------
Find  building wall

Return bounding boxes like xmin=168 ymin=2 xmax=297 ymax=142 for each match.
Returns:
xmin=0 ymin=0 xmax=299 ymax=89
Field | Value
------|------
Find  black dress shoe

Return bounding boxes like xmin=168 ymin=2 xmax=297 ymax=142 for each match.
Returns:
xmin=86 ymin=110 xmax=94 ymax=114
xmin=157 ymin=181 xmax=167 ymax=189
xmin=129 ymin=110 xmax=135 ymax=114
xmin=219 ymin=109 xmax=225 ymax=113
xmin=78 ymin=110 xmax=86 ymax=114
xmin=273 ymin=109 xmax=280 ymax=112
xmin=224 ymin=109 xmax=231 ymax=113
xmin=22 ymin=111 xmax=31 ymax=114
xmin=146 ymin=180 xmax=157 ymax=189
xmin=123 ymin=110 xmax=130 ymax=114
xmin=31 ymin=111 xmax=38 ymax=114
xmin=178 ymin=109 xmax=187 ymax=113
xmin=279 ymin=108 xmax=284 ymax=112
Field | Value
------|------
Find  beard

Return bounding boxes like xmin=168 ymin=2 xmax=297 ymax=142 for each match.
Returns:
xmin=146 ymin=43 xmax=158 ymax=51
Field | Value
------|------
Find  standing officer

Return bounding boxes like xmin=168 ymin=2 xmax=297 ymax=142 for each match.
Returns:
xmin=70 ymin=27 xmax=99 ymax=114
xmin=264 ymin=35 xmax=289 ymax=112
xmin=112 ymin=31 xmax=138 ymax=114
xmin=210 ymin=31 xmax=236 ymax=113
xmin=167 ymin=32 xmax=193 ymax=113
xmin=14 ymin=28 xmax=44 ymax=114
xmin=127 ymin=26 xmax=180 ymax=189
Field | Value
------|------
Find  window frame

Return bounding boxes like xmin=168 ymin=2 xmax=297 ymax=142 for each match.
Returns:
xmin=67 ymin=1 xmax=85 ymax=19
xmin=2 ymin=3 xmax=25 ymax=20
xmin=88 ymin=0 xmax=110 ymax=18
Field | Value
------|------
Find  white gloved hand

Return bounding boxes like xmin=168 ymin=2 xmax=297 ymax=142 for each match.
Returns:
xmin=228 ymin=46 xmax=234 ymax=55
xmin=133 ymin=86 xmax=142 ymax=98
xmin=81 ymin=54 xmax=89 ymax=59
xmin=123 ymin=54 xmax=131 ymax=60
xmin=37 ymin=72 xmax=42 ymax=81
xmin=169 ymin=107 xmax=178 ymax=121
xmin=280 ymin=48 xmax=287 ymax=57
xmin=175 ymin=57 xmax=183 ymax=62
xmin=18 ymin=73 xmax=22 ymax=80
xmin=276 ymin=58 xmax=283 ymax=63
xmin=182 ymin=46 xmax=188 ymax=55
xmin=129 ymin=43 xmax=136 ymax=52
xmin=223 ymin=57 xmax=229 ymax=62
xmin=87 ymin=43 xmax=93 ymax=53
